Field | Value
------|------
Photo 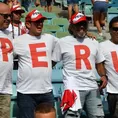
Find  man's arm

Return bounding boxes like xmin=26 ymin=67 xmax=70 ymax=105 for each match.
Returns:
xmin=91 ymin=0 xmax=94 ymax=4
xmin=96 ymin=62 xmax=107 ymax=89
xmin=52 ymin=61 xmax=57 ymax=68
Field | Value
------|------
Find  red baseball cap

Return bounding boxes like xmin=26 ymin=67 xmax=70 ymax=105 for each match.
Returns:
xmin=25 ymin=10 xmax=47 ymax=22
xmin=11 ymin=5 xmax=25 ymax=13
xmin=70 ymin=12 xmax=87 ymax=24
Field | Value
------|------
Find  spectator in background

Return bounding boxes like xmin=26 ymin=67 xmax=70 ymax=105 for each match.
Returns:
xmin=52 ymin=12 xmax=107 ymax=118
xmin=91 ymin=0 xmax=108 ymax=37
xmin=21 ymin=0 xmax=31 ymax=11
xmin=67 ymin=0 xmax=79 ymax=20
xmin=0 ymin=3 xmax=13 ymax=118
xmin=35 ymin=0 xmax=40 ymax=7
xmin=7 ymin=5 xmax=27 ymax=39
xmin=13 ymin=9 xmax=58 ymax=118
xmin=100 ymin=16 xmax=118 ymax=118
xmin=3 ymin=0 xmax=21 ymax=8
xmin=40 ymin=0 xmax=52 ymax=12
xmin=35 ymin=103 xmax=56 ymax=118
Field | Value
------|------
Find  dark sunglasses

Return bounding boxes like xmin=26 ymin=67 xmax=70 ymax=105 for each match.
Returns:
xmin=0 ymin=13 xmax=11 ymax=19
xmin=76 ymin=21 xmax=88 ymax=29
xmin=112 ymin=27 xmax=118 ymax=32
xmin=13 ymin=11 xmax=22 ymax=15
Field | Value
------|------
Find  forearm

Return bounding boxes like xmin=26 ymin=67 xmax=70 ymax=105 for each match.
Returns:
xmin=91 ymin=0 xmax=94 ymax=4
xmin=96 ymin=62 xmax=106 ymax=77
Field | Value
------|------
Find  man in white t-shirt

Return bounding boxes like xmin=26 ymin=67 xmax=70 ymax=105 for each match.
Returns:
xmin=7 ymin=5 xmax=28 ymax=70
xmin=100 ymin=16 xmax=118 ymax=118
xmin=52 ymin=12 xmax=107 ymax=118
xmin=0 ymin=3 xmax=13 ymax=118
xmin=7 ymin=5 xmax=27 ymax=39
xmin=13 ymin=9 xmax=58 ymax=118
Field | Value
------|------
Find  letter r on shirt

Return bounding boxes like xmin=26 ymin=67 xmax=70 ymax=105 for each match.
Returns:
xmin=74 ymin=45 xmax=91 ymax=70
xmin=29 ymin=43 xmax=48 ymax=67
xmin=111 ymin=51 xmax=118 ymax=72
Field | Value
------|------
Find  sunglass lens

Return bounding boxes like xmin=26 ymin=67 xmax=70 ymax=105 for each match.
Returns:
xmin=112 ymin=27 xmax=118 ymax=31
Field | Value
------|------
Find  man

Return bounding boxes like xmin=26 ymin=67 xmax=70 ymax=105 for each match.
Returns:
xmin=13 ymin=9 xmax=58 ymax=118
xmin=0 ymin=3 xmax=13 ymax=118
xmin=7 ymin=5 xmax=27 ymax=70
xmin=52 ymin=12 xmax=107 ymax=118
xmin=7 ymin=5 xmax=27 ymax=39
xmin=35 ymin=103 xmax=56 ymax=118
xmin=100 ymin=16 xmax=118 ymax=118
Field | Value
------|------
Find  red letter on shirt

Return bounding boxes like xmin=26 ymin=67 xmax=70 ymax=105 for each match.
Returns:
xmin=75 ymin=45 xmax=91 ymax=70
xmin=29 ymin=43 xmax=48 ymax=67
xmin=0 ymin=38 xmax=13 ymax=61
xmin=111 ymin=51 xmax=118 ymax=72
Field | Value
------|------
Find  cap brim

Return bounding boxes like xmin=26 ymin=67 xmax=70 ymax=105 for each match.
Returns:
xmin=73 ymin=17 xmax=87 ymax=24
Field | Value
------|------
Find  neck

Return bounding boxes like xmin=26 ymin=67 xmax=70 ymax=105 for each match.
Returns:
xmin=12 ymin=20 xmax=21 ymax=26
xmin=110 ymin=39 xmax=118 ymax=44
xmin=29 ymin=32 xmax=41 ymax=37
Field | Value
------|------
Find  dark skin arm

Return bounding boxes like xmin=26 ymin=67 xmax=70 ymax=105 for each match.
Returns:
xmin=52 ymin=61 xmax=57 ymax=68
xmin=96 ymin=62 xmax=107 ymax=90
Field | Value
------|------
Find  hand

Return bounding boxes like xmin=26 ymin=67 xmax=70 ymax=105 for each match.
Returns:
xmin=87 ymin=32 xmax=96 ymax=39
xmin=99 ymin=76 xmax=107 ymax=90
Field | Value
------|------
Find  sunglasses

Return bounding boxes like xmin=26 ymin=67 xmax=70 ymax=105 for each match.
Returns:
xmin=111 ymin=27 xmax=118 ymax=31
xmin=13 ymin=11 xmax=22 ymax=15
xmin=76 ymin=21 xmax=88 ymax=29
xmin=0 ymin=13 xmax=11 ymax=19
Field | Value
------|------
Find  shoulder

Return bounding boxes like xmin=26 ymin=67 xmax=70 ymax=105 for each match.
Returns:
xmin=42 ymin=33 xmax=59 ymax=41
xmin=14 ymin=34 xmax=28 ymax=41
xmin=100 ymin=40 xmax=110 ymax=47
xmin=59 ymin=35 xmax=74 ymax=42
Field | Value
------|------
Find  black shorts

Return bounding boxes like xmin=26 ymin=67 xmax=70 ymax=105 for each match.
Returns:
xmin=46 ymin=0 xmax=52 ymax=6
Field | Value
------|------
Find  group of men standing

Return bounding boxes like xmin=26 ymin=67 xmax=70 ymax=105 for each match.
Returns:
xmin=0 ymin=2 xmax=118 ymax=118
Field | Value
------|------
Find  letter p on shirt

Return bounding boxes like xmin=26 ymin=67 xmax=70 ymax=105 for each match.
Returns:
xmin=0 ymin=38 xmax=13 ymax=62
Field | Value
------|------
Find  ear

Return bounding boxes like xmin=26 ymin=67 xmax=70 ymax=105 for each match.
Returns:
xmin=25 ymin=21 xmax=31 ymax=29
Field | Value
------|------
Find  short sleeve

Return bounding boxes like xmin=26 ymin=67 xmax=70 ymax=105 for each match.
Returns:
xmin=95 ymin=41 xmax=105 ymax=63
xmin=52 ymin=40 xmax=62 ymax=62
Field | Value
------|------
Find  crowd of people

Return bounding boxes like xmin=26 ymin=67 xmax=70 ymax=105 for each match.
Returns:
xmin=0 ymin=0 xmax=118 ymax=118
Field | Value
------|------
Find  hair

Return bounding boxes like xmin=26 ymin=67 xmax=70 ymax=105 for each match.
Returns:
xmin=109 ymin=16 xmax=118 ymax=30
xmin=35 ymin=103 xmax=56 ymax=114
xmin=68 ymin=21 xmax=88 ymax=38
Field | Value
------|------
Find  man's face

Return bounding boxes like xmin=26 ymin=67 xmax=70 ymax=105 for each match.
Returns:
xmin=0 ymin=9 xmax=11 ymax=29
xmin=28 ymin=19 xmax=44 ymax=36
xmin=35 ymin=112 xmax=56 ymax=118
xmin=110 ymin=22 xmax=118 ymax=44
xmin=12 ymin=11 xmax=22 ymax=22
xmin=75 ymin=21 xmax=87 ymax=38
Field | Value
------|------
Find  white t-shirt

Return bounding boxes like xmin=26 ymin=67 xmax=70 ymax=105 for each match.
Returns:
xmin=7 ymin=22 xmax=27 ymax=39
xmin=52 ymin=36 xmax=105 ymax=90
xmin=100 ymin=40 xmax=118 ymax=93
xmin=0 ymin=30 xmax=13 ymax=94
xmin=13 ymin=33 xmax=58 ymax=94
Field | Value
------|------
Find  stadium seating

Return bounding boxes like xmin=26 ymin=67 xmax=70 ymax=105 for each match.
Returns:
xmin=43 ymin=24 xmax=63 ymax=36
xmin=56 ymin=31 xmax=70 ymax=38
xmin=52 ymin=18 xmax=69 ymax=27
xmin=107 ymin=7 xmax=118 ymax=22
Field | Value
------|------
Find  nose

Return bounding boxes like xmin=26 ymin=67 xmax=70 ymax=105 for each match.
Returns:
xmin=7 ymin=16 xmax=11 ymax=21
